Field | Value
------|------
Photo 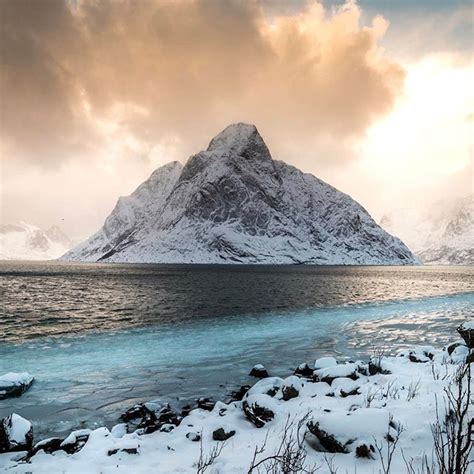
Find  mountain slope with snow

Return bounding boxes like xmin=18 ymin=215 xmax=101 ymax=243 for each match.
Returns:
xmin=63 ymin=123 xmax=416 ymax=265
xmin=0 ymin=223 xmax=72 ymax=261
xmin=380 ymin=196 xmax=473 ymax=264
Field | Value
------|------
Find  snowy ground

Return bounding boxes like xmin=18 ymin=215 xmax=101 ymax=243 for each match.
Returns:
xmin=1 ymin=332 xmax=472 ymax=473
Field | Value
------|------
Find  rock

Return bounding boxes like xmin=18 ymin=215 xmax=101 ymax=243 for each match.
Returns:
xmin=458 ymin=322 xmax=474 ymax=348
xmin=59 ymin=428 xmax=91 ymax=454
xmin=0 ymin=373 xmax=34 ymax=400
xmin=0 ymin=413 xmax=33 ymax=453
xmin=212 ymin=428 xmax=235 ymax=441
xmin=229 ymin=385 xmax=251 ymax=402
xmin=355 ymin=443 xmax=375 ymax=458
xmin=121 ymin=403 xmax=181 ymax=435
xmin=246 ymin=377 xmax=284 ymax=398
xmin=197 ymin=398 xmax=215 ymax=411
xmin=31 ymin=437 xmax=63 ymax=455
xmin=314 ymin=363 xmax=359 ymax=385
xmin=249 ymin=364 xmax=268 ymax=378
xmin=314 ymin=357 xmax=338 ymax=370
xmin=111 ymin=423 xmax=128 ymax=439
xmin=307 ymin=421 xmax=348 ymax=453
xmin=242 ymin=395 xmax=275 ymax=428
xmin=180 ymin=405 xmax=193 ymax=417
xmin=280 ymin=376 xmax=302 ymax=401
xmin=445 ymin=342 xmax=463 ymax=356
xmin=294 ymin=363 xmax=313 ymax=377
xmin=186 ymin=432 xmax=201 ymax=442
xmin=340 ymin=387 xmax=360 ymax=398
xmin=108 ymin=447 xmax=139 ymax=456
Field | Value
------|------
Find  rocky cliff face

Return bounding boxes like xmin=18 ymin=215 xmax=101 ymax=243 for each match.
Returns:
xmin=63 ymin=123 xmax=416 ymax=264
xmin=380 ymin=197 xmax=473 ymax=265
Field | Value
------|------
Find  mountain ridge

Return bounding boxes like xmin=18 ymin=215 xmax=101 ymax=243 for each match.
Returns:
xmin=63 ymin=123 xmax=417 ymax=265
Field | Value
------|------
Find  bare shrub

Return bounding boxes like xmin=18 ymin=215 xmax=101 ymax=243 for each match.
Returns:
xmin=247 ymin=413 xmax=320 ymax=473
xmin=374 ymin=415 xmax=405 ymax=474
xmin=431 ymin=362 xmax=473 ymax=474
xmin=195 ymin=436 xmax=226 ymax=474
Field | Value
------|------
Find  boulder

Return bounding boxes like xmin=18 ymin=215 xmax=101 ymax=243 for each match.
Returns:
xmin=229 ymin=385 xmax=251 ymax=402
xmin=314 ymin=363 xmax=359 ymax=385
xmin=458 ymin=322 xmax=474 ymax=348
xmin=355 ymin=443 xmax=375 ymax=459
xmin=0 ymin=373 xmax=34 ymax=400
xmin=121 ymin=403 xmax=181 ymax=434
xmin=249 ymin=364 xmax=268 ymax=378
xmin=197 ymin=398 xmax=215 ymax=411
xmin=31 ymin=437 xmax=63 ymax=455
xmin=314 ymin=357 xmax=338 ymax=370
xmin=0 ymin=413 xmax=33 ymax=453
xmin=242 ymin=395 xmax=276 ymax=428
xmin=59 ymin=428 xmax=91 ymax=454
xmin=186 ymin=432 xmax=201 ymax=442
xmin=108 ymin=447 xmax=139 ymax=456
xmin=307 ymin=421 xmax=348 ymax=453
xmin=280 ymin=376 xmax=302 ymax=401
xmin=294 ymin=363 xmax=313 ymax=377
xmin=212 ymin=428 xmax=235 ymax=441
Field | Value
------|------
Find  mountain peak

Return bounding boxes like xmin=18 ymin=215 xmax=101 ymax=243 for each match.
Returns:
xmin=207 ymin=123 xmax=271 ymax=160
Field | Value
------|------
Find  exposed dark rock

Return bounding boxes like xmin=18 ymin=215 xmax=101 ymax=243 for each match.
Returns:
xmin=458 ymin=325 xmax=474 ymax=348
xmin=108 ymin=447 xmax=139 ymax=456
xmin=242 ymin=400 xmax=275 ymax=428
xmin=31 ymin=437 xmax=63 ymax=455
xmin=340 ymin=387 xmax=360 ymax=398
xmin=229 ymin=385 xmax=251 ymax=402
xmin=212 ymin=428 xmax=236 ymax=441
xmin=368 ymin=362 xmax=391 ymax=376
xmin=249 ymin=364 xmax=268 ymax=378
xmin=0 ymin=414 xmax=33 ymax=453
xmin=186 ymin=432 xmax=201 ymax=442
xmin=60 ymin=430 xmax=90 ymax=454
xmin=180 ymin=405 xmax=192 ymax=418
xmin=355 ymin=444 xmax=374 ymax=458
xmin=197 ymin=398 xmax=215 ymax=411
xmin=121 ymin=403 xmax=181 ymax=435
xmin=282 ymin=385 xmax=299 ymax=401
xmin=294 ymin=363 xmax=313 ymax=378
xmin=446 ymin=342 xmax=463 ymax=356
xmin=0 ymin=376 xmax=34 ymax=401
xmin=307 ymin=421 xmax=348 ymax=453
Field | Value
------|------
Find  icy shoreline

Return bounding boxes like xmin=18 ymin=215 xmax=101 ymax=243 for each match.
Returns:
xmin=1 ymin=325 xmax=472 ymax=473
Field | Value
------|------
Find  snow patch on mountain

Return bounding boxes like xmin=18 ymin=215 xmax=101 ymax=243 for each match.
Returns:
xmin=63 ymin=123 xmax=417 ymax=265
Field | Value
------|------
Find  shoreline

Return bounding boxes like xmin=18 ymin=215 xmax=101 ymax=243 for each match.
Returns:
xmin=1 ymin=324 xmax=472 ymax=473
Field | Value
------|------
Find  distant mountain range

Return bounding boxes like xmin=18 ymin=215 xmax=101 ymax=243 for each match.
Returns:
xmin=379 ymin=196 xmax=473 ymax=265
xmin=0 ymin=223 xmax=72 ymax=261
xmin=62 ymin=123 xmax=416 ymax=265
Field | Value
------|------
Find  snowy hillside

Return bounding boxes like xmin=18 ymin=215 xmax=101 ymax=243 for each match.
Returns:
xmin=63 ymin=123 xmax=416 ymax=265
xmin=380 ymin=196 xmax=473 ymax=264
xmin=0 ymin=223 xmax=72 ymax=261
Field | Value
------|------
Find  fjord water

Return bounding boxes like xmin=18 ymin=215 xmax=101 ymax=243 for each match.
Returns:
xmin=0 ymin=262 xmax=473 ymax=437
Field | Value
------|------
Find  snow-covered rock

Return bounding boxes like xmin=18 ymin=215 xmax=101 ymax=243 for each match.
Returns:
xmin=63 ymin=123 xmax=417 ymax=264
xmin=0 ymin=223 xmax=72 ymax=260
xmin=0 ymin=414 xmax=33 ymax=453
xmin=380 ymin=196 xmax=473 ymax=264
xmin=0 ymin=373 xmax=34 ymax=400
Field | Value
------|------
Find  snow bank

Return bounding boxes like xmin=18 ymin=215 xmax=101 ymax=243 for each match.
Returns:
xmin=0 ymin=338 xmax=472 ymax=473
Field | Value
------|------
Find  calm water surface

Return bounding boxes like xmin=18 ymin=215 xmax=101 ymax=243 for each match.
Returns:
xmin=0 ymin=262 xmax=473 ymax=437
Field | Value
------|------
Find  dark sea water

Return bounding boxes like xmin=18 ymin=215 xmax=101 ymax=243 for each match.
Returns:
xmin=0 ymin=262 xmax=473 ymax=438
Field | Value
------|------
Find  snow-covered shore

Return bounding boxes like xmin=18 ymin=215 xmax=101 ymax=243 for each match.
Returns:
xmin=1 ymin=325 xmax=472 ymax=473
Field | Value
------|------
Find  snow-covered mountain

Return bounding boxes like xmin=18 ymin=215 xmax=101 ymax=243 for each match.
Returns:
xmin=380 ymin=197 xmax=473 ymax=265
xmin=63 ymin=123 xmax=416 ymax=265
xmin=0 ymin=223 xmax=73 ymax=261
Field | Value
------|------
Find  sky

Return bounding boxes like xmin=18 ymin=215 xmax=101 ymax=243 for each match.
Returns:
xmin=0 ymin=0 xmax=472 ymax=239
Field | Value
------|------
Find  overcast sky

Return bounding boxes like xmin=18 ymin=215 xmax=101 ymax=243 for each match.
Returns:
xmin=0 ymin=0 xmax=472 ymax=239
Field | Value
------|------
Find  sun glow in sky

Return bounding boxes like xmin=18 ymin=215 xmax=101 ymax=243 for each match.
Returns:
xmin=0 ymin=0 xmax=472 ymax=238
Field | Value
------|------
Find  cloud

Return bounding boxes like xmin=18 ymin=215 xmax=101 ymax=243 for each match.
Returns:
xmin=0 ymin=0 xmax=404 ymax=168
